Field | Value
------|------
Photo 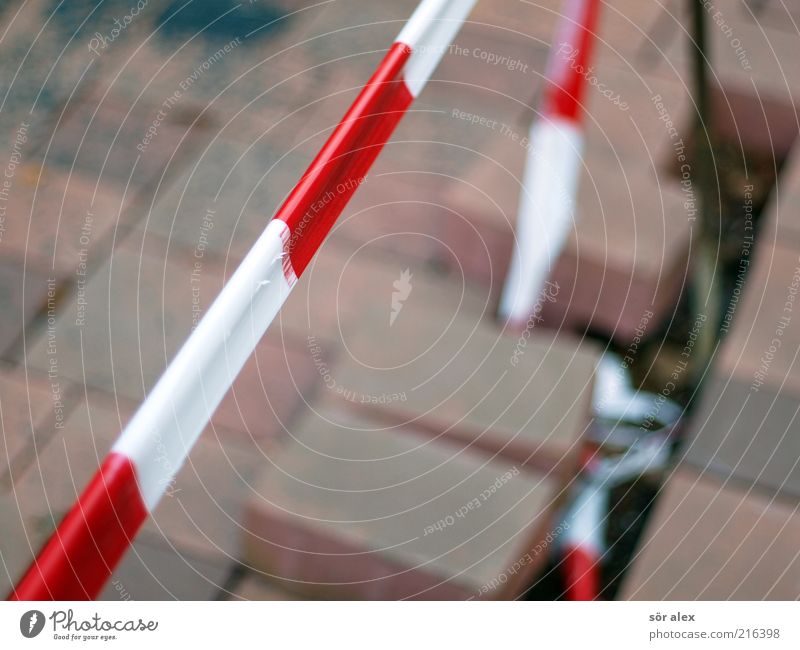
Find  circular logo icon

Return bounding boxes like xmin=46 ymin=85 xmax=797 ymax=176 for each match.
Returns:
xmin=20 ymin=610 xmax=45 ymax=638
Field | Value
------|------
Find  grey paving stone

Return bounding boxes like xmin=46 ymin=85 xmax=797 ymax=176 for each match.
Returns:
xmin=0 ymin=260 xmax=56 ymax=361
xmin=242 ymin=406 xmax=562 ymax=600
xmin=99 ymin=539 xmax=233 ymax=601
xmin=683 ymin=374 xmax=800 ymax=499
xmin=23 ymin=237 xmax=222 ymax=403
xmin=331 ymin=280 xmax=597 ymax=472
xmin=224 ymin=570 xmax=301 ymax=601
xmin=0 ymin=364 xmax=59 ymax=485
xmin=137 ymin=136 xmax=309 ymax=262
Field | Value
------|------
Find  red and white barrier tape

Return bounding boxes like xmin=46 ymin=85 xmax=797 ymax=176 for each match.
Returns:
xmin=498 ymin=0 xmax=600 ymax=327
xmin=562 ymin=481 xmax=606 ymax=601
xmin=11 ymin=0 xmax=477 ymax=601
xmin=561 ymin=409 xmax=673 ymax=601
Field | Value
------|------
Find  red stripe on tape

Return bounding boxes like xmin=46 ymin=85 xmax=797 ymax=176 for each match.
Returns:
xmin=276 ymin=41 xmax=414 ymax=277
xmin=544 ymin=0 xmax=601 ymax=123
xmin=10 ymin=453 xmax=147 ymax=601
xmin=563 ymin=545 xmax=600 ymax=601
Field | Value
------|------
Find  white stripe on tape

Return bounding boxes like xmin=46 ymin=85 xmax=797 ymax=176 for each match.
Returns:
xmin=114 ymin=218 xmax=295 ymax=511
xmin=498 ymin=117 xmax=583 ymax=325
xmin=396 ymin=0 xmax=478 ymax=97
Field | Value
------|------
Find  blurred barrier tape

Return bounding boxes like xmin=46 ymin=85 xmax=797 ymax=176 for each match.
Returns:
xmin=562 ymin=482 xmax=606 ymax=601
xmin=10 ymin=0 xmax=478 ymax=601
xmin=499 ymin=0 xmax=601 ymax=326
xmin=561 ymin=418 xmax=672 ymax=601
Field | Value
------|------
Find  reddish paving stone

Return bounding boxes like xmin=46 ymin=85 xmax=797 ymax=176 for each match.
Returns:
xmin=448 ymin=125 xmax=692 ymax=341
xmin=332 ymin=282 xmax=597 ymax=473
xmin=444 ymin=123 xmax=529 ymax=232
xmin=542 ymin=158 xmax=692 ymax=341
xmin=330 ymin=170 xmax=502 ymax=279
xmin=211 ymin=333 xmax=320 ymax=445
xmin=622 ymin=466 xmax=800 ymax=600
xmin=583 ymin=66 xmax=690 ymax=172
xmin=433 ymin=21 xmax=548 ymax=107
xmin=467 ymin=0 xmax=560 ymax=46
xmin=140 ymin=428 xmax=264 ymax=562
xmin=242 ymin=406 xmax=561 ymax=600
xmin=7 ymin=389 xmax=268 ymax=571
xmin=717 ymin=241 xmax=800 ymax=395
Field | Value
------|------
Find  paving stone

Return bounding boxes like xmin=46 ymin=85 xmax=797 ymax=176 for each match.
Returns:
xmin=0 ymin=260 xmax=56 ymax=361
xmin=98 ymin=539 xmax=233 ymax=601
xmin=38 ymin=92 xmax=203 ymax=199
xmin=433 ymin=21 xmax=548 ymax=108
xmin=622 ymin=465 xmax=800 ymax=600
xmin=22 ymin=233 xmax=318 ymax=449
xmin=543 ymin=158 xmax=692 ymax=341
xmin=24 ymin=237 xmax=225 ymax=403
xmin=225 ymin=571 xmax=301 ymax=601
xmin=137 ymin=136 xmax=310 ymax=262
xmin=211 ymin=335 xmax=320 ymax=446
xmin=583 ymin=65 xmax=691 ymax=172
xmin=680 ymin=237 xmax=800 ymax=498
xmin=0 ymin=364 xmax=58 ymax=485
xmin=0 ymin=492 xmax=32 ymax=598
xmin=0 ymin=163 xmax=122 ymax=274
xmin=717 ymin=241 xmax=800 ymax=395
xmin=332 ymin=281 xmax=597 ymax=472
xmin=242 ymin=406 xmax=561 ymax=600
xmin=104 ymin=23 xmax=320 ymax=149
xmin=330 ymin=169 xmax=506 ymax=281
xmin=467 ymin=0 xmax=561 ymax=47
xmin=443 ymin=124 xmax=529 ymax=231
xmin=0 ymin=0 xmax=142 ymax=150
xmin=140 ymin=428 xmax=264 ymax=563
xmin=277 ymin=233 xmax=493 ymax=347
xmin=683 ymin=374 xmax=800 ymax=499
